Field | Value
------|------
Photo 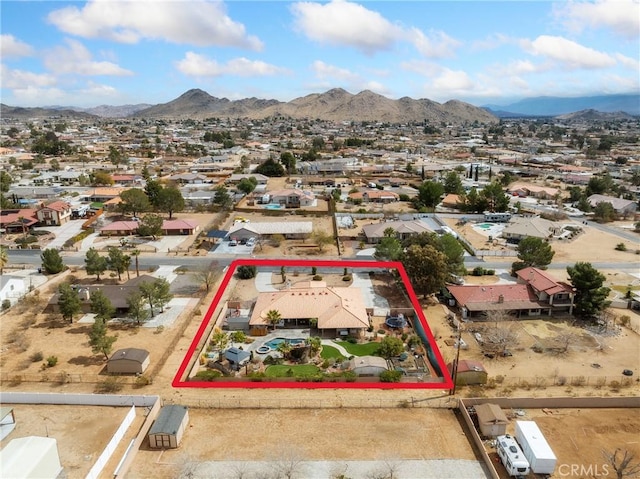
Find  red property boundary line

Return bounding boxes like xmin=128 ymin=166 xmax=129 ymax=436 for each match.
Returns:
xmin=172 ymin=258 xmax=454 ymax=390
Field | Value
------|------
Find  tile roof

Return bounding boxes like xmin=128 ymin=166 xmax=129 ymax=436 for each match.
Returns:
xmin=447 ymin=284 xmax=541 ymax=312
xmin=41 ymin=201 xmax=71 ymax=212
xmin=162 ymin=219 xmax=199 ymax=230
xmin=516 ymin=267 xmax=573 ymax=296
xmin=100 ymin=221 xmax=139 ymax=231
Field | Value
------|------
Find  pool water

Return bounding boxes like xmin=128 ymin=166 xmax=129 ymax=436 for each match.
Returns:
xmin=265 ymin=338 xmax=305 ymax=349
xmin=263 ymin=203 xmax=283 ymax=210
xmin=477 ymin=223 xmax=493 ymax=229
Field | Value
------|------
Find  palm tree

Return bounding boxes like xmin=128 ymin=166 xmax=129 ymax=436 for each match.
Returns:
xmin=265 ymin=309 xmax=282 ymax=331
xmin=276 ymin=341 xmax=292 ymax=359
xmin=0 ymin=246 xmax=7 ymax=275
xmin=131 ymin=249 xmax=140 ymax=277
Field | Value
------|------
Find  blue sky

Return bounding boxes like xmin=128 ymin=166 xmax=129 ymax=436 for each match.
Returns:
xmin=1 ymin=0 xmax=638 ymax=108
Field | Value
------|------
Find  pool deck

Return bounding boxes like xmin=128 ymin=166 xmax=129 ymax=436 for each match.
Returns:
xmin=242 ymin=329 xmax=352 ymax=358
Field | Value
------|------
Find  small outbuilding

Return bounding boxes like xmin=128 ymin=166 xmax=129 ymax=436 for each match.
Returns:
xmin=448 ymin=359 xmax=488 ymax=385
xmin=148 ymin=405 xmax=189 ymax=449
xmin=107 ymin=348 xmax=150 ymax=374
xmin=475 ymin=403 xmax=508 ymax=437
xmin=0 ymin=436 xmax=63 ymax=479
xmin=347 ymin=355 xmax=389 ymax=376
xmin=224 ymin=347 xmax=251 ymax=370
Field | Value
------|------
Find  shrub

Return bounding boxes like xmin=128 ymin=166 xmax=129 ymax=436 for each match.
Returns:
xmin=347 ymin=337 xmax=358 ymax=344
xmin=15 ymin=235 xmax=38 ymax=246
xmin=30 ymin=351 xmax=44 ymax=362
xmin=230 ymin=331 xmax=247 ymax=343
xmin=46 ymin=356 xmax=58 ymax=367
xmin=311 ymin=266 xmax=317 ymax=275
xmin=615 ymin=243 xmax=627 ymax=251
xmin=194 ymin=370 xmax=222 ymax=381
xmin=379 ymin=370 xmax=403 ymax=383
xmin=472 ymin=266 xmax=485 ymax=276
xmin=248 ymin=372 xmax=266 ymax=382
xmin=95 ymin=377 xmax=123 ymax=393
xmin=134 ymin=375 xmax=152 ymax=387
xmin=313 ymin=274 xmax=323 ymax=281
xmin=1 ymin=299 xmax=11 ymax=311
xmin=237 ymin=265 xmax=257 ymax=279
xmin=377 ymin=329 xmax=386 ymax=335
xmin=342 ymin=275 xmax=352 ymax=281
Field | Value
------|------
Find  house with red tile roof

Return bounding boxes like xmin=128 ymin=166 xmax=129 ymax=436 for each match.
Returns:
xmin=0 ymin=208 xmax=39 ymax=233
xmin=36 ymin=201 xmax=72 ymax=226
xmin=515 ymin=267 xmax=575 ymax=315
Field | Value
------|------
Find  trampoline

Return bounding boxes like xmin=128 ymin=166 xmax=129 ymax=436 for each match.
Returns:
xmin=385 ymin=314 xmax=407 ymax=329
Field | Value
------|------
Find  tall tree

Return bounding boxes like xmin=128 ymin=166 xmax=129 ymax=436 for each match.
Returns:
xmin=118 ymin=188 xmax=150 ymax=217
xmin=156 ymin=186 xmax=185 ymax=219
xmin=236 ymin=177 xmax=257 ymax=195
xmin=414 ymin=180 xmax=444 ymax=209
xmin=107 ymin=246 xmax=131 ymax=281
xmin=403 ymin=244 xmax=448 ymax=297
xmin=266 ymin=309 xmax=282 ymax=330
xmin=41 ymin=248 xmax=65 ymax=274
xmin=1 ymin=171 xmax=14 ymax=192
xmin=138 ymin=214 xmax=163 ymax=239
xmin=91 ymin=171 xmax=114 ymax=186
xmin=378 ymin=336 xmax=404 ymax=359
xmin=85 ymin=248 xmax=108 ymax=281
xmin=481 ymin=181 xmax=510 ymax=212
xmin=312 ymin=230 xmax=333 ymax=253
xmin=58 ymin=283 xmax=81 ymax=322
xmin=514 ymin=237 xmax=555 ymax=271
xmin=404 ymin=232 xmax=465 ymax=276
xmin=213 ymin=185 xmax=233 ymax=209
xmin=567 ymin=262 xmax=611 ymax=320
xmin=144 ymin=179 xmax=163 ymax=207
xmin=90 ymin=290 xmax=115 ymax=323
xmin=88 ymin=319 xmax=118 ymax=360
xmin=126 ymin=291 xmax=150 ymax=325
xmin=443 ymin=171 xmax=464 ymax=195
xmin=374 ymin=236 xmax=403 ymax=261
xmin=280 ymin=151 xmax=296 ymax=174
xmin=139 ymin=278 xmax=173 ymax=317
xmin=254 ymin=158 xmax=285 ymax=177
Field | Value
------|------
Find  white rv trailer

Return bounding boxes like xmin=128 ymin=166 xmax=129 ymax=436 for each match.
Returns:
xmin=515 ymin=420 xmax=557 ymax=474
xmin=496 ymin=434 xmax=531 ymax=477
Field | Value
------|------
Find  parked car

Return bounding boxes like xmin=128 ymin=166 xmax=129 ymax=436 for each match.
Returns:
xmin=246 ymin=237 xmax=256 ymax=247
xmin=229 ymin=239 xmax=237 ymax=246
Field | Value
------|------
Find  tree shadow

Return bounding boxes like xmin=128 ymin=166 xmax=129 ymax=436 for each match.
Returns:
xmin=67 ymin=355 xmax=105 ymax=367
xmin=65 ymin=326 xmax=91 ymax=335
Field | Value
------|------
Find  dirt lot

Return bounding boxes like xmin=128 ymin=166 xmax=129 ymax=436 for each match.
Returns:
xmin=128 ymin=407 xmax=478 ymax=479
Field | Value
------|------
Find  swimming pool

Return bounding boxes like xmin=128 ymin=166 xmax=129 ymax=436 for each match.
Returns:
xmin=263 ymin=203 xmax=283 ymax=210
xmin=264 ymin=337 xmax=305 ymax=349
xmin=477 ymin=223 xmax=493 ymax=229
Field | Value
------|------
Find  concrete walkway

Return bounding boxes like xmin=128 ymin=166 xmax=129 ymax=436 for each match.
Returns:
xmin=320 ymin=339 xmax=351 ymax=357
xmin=255 ymin=272 xmax=277 ymax=292
xmin=350 ymin=272 xmax=389 ymax=316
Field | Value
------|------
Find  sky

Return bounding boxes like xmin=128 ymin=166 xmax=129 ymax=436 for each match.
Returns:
xmin=1 ymin=0 xmax=639 ymax=108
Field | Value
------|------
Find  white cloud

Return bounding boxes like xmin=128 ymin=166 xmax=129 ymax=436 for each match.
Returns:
xmin=176 ymin=52 xmax=288 ymax=77
xmin=291 ymin=0 xmax=402 ymax=54
xmin=431 ymin=69 xmax=474 ymax=92
xmin=400 ymin=60 xmax=442 ymax=77
xmin=553 ymin=0 xmax=640 ymax=38
xmin=524 ymin=35 xmax=616 ymax=69
xmin=615 ymin=53 xmax=640 ymax=70
xmin=471 ymin=33 xmax=513 ymax=51
xmin=309 ymin=60 xmax=389 ymax=95
xmin=43 ymin=39 xmax=133 ymax=76
xmin=47 ymin=0 xmax=263 ymax=50
xmin=1 ymin=64 xmax=57 ymax=89
xmin=0 ymin=34 xmax=34 ymax=58
xmin=407 ymin=28 xmax=461 ymax=58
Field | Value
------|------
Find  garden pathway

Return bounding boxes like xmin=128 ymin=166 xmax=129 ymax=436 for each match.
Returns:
xmin=320 ymin=339 xmax=351 ymax=357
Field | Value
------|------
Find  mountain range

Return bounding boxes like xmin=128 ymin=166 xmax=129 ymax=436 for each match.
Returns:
xmin=1 ymin=90 xmax=638 ymax=122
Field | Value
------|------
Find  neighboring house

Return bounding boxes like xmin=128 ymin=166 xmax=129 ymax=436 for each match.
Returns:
xmin=269 ymin=188 xmax=316 ymax=208
xmin=45 ymin=275 xmax=156 ymax=315
xmin=447 ymin=359 xmax=488 ymax=385
xmin=36 ymin=201 xmax=72 ymax=226
xmin=100 ymin=221 xmax=139 ymax=236
xmin=446 ymin=283 xmax=543 ymax=319
xmin=86 ymin=187 xmax=128 ymax=203
xmin=227 ymin=173 xmax=269 ymax=185
xmin=507 ymin=184 xmax=559 ymax=199
xmin=0 ymin=275 xmax=26 ymax=306
xmin=361 ymin=220 xmax=434 ymax=244
xmin=107 ymin=348 xmax=150 ymax=374
xmin=249 ymin=281 xmax=370 ymax=338
xmin=9 ymin=186 xmax=59 ymax=200
xmin=515 ymin=267 xmax=575 ymax=315
xmin=441 ymin=193 xmax=463 ymax=209
xmin=348 ymin=189 xmax=399 ymax=204
xmin=587 ymin=194 xmax=638 ymax=216
xmin=162 ymin=219 xmax=199 ymax=235
xmin=347 ymin=356 xmax=389 ymax=376
xmin=501 ymin=216 xmax=561 ymax=242
xmin=148 ymin=405 xmax=189 ymax=449
xmin=167 ymin=172 xmax=208 ymax=184
xmin=111 ymin=174 xmax=142 ymax=186
xmin=228 ymin=221 xmax=313 ymax=241
xmin=475 ymin=403 xmax=508 ymax=437
xmin=0 ymin=208 xmax=39 ymax=233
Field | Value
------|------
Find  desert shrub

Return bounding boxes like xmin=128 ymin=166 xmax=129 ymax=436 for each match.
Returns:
xmin=556 ymin=376 xmax=567 ymax=386
xmin=342 ymin=275 xmax=352 ymax=281
xmin=30 ymin=351 xmax=44 ymax=362
xmin=134 ymin=375 xmax=152 ymax=387
xmin=615 ymin=243 xmax=627 ymax=251
xmin=237 ymin=265 xmax=257 ymax=279
xmin=1 ymin=299 xmax=11 ymax=311
xmin=377 ymin=329 xmax=386 ymax=335
xmin=379 ymin=370 xmax=403 ymax=382
xmin=95 ymin=377 xmax=123 ymax=393
xmin=230 ymin=331 xmax=247 ymax=343
xmin=595 ymin=377 xmax=606 ymax=389
xmin=9 ymin=375 xmax=22 ymax=386
xmin=46 ymin=356 xmax=58 ymax=367
xmin=194 ymin=370 xmax=222 ymax=381
xmin=313 ymin=274 xmax=323 ymax=281
xmin=619 ymin=315 xmax=631 ymax=327
xmin=347 ymin=337 xmax=358 ymax=344
xmin=270 ymin=234 xmax=285 ymax=247
xmin=494 ymin=374 xmax=505 ymax=384
xmin=609 ymin=380 xmax=621 ymax=392
xmin=571 ymin=376 xmax=586 ymax=387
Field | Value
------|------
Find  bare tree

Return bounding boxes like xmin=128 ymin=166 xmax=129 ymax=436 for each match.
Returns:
xmin=366 ymin=458 xmax=402 ymax=479
xmin=175 ymin=454 xmax=201 ymax=479
xmin=271 ymin=445 xmax=306 ymax=479
xmin=195 ymin=261 xmax=218 ymax=293
xmin=553 ymin=332 xmax=578 ymax=353
xmin=603 ymin=448 xmax=640 ymax=479
xmin=482 ymin=310 xmax=520 ymax=357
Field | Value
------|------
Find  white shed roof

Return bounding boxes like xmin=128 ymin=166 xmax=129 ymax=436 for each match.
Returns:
xmin=0 ymin=436 xmax=63 ymax=479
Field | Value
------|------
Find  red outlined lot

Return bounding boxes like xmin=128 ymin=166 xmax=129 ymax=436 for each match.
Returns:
xmin=172 ymin=258 xmax=453 ymax=389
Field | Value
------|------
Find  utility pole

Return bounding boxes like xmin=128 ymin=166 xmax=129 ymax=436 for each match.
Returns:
xmin=449 ymin=322 xmax=463 ymax=396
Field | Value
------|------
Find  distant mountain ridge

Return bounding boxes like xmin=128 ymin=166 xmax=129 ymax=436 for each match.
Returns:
xmin=483 ymin=94 xmax=639 ymax=117
xmin=133 ymin=88 xmax=499 ymax=124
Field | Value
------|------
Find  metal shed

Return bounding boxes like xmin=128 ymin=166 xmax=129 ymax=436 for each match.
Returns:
xmin=148 ymin=405 xmax=189 ymax=449
xmin=0 ymin=436 xmax=63 ymax=479
xmin=475 ymin=403 xmax=508 ymax=437
xmin=107 ymin=348 xmax=150 ymax=374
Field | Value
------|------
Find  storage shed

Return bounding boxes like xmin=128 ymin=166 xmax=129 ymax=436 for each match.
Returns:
xmin=148 ymin=405 xmax=189 ymax=449
xmin=475 ymin=403 xmax=508 ymax=437
xmin=0 ymin=436 xmax=63 ymax=479
xmin=347 ymin=356 xmax=389 ymax=376
xmin=448 ymin=359 xmax=488 ymax=385
xmin=107 ymin=348 xmax=150 ymax=374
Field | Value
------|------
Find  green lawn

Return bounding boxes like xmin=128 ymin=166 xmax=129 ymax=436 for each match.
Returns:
xmin=336 ymin=341 xmax=380 ymax=356
xmin=320 ymin=345 xmax=346 ymax=360
xmin=265 ymin=365 xmax=320 ymax=378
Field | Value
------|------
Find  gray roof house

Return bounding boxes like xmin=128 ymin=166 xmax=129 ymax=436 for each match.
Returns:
xmin=587 ymin=194 xmax=638 ymax=215
xmin=361 ymin=220 xmax=435 ymax=244
xmin=501 ymin=216 xmax=561 ymax=242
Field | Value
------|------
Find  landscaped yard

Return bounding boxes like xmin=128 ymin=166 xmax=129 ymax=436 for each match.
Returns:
xmin=265 ymin=364 xmax=320 ymax=378
xmin=336 ymin=341 xmax=380 ymax=356
xmin=320 ymin=345 xmax=346 ymax=360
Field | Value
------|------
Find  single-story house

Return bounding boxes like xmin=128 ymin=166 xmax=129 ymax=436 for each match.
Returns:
xmin=507 ymin=184 xmax=559 ymax=199
xmin=0 ymin=275 xmax=26 ymax=306
xmin=0 ymin=436 xmax=63 ymax=479
xmin=148 ymin=405 xmax=189 ymax=449
xmin=446 ymin=284 xmax=544 ymax=319
xmin=224 ymin=347 xmax=251 ymax=370
xmin=0 ymin=208 xmax=39 ymax=233
xmin=361 ymin=220 xmax=435 ymax=244
xmin=100 ymin=221 xmax=140 ymax=236
xmin=501 ymin=216 xmax=561 ymax=242
xmin=112 ymin=174 xmax=142 ymax=186
xmin=441 ymin=194 xmax=463 ymax=209
xmin=86 ymin=187 xmax=128 ymax=203
xmin=269 ymin=188 xmax=315 ymax=208
xmin=227 ymin=173 xmax=269 ymax=185
xmin=448 ymin=359 xmax=487 ymax=385
xmin=347 ymin=355 xmax=389 ymax=376
xmin=107 ymin=348 xmax=150 ymax=374
xmin=36 ymin=201 xmax=72 ymax=226
xmin=249 ymin=281 xmax=370 ymax=337
xmin=587 ymin=194 xmax=638 ymax=216
xmin=167 ymin=173 xmax=208 ymax=184
xmin=474 ymin=403 xmax=508 ymax=437
xmin=162 ymin=219 xmax=199 ymax=235
xmin=228 ymin=221 xmax=313 ymax=241
xmin=348 ymin=189 xmax=399 ymax=204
